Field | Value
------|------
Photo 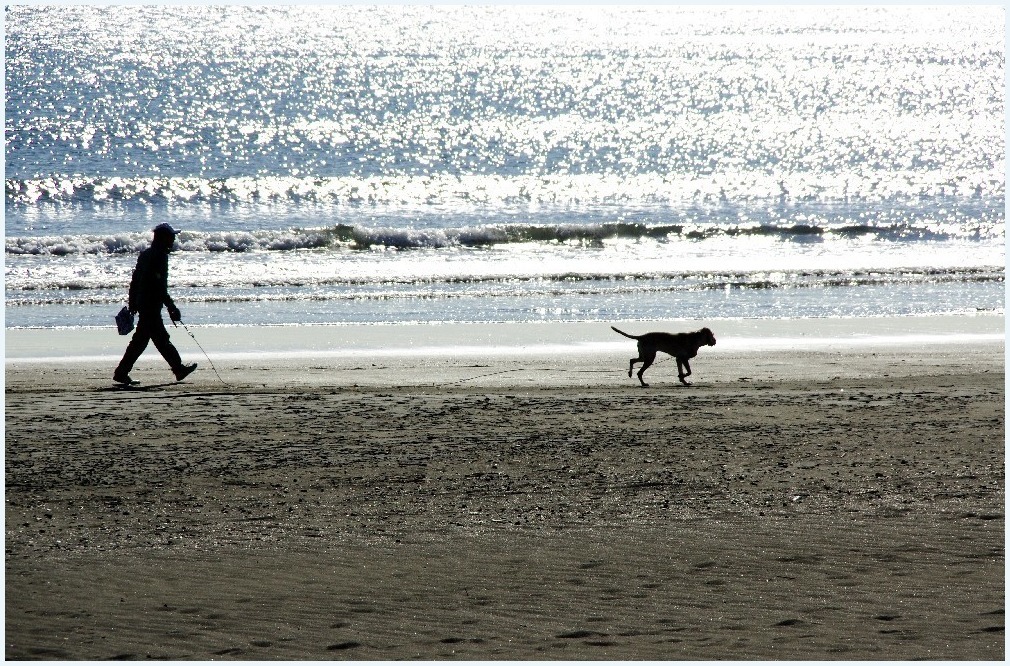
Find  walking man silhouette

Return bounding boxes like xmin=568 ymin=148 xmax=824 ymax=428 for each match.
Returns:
xmin=114 ymin=223 xmax=197 ymax=385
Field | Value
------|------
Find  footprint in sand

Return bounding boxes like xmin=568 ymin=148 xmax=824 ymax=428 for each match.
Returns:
xmin=556 ymin=629 xmax=607 ymax=639
xmin=212 ymin=647 xmax=244 ymax=656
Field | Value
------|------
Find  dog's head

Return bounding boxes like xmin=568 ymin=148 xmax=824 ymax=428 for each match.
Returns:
xmin=700 ymin=327 xmax=716 ymax=346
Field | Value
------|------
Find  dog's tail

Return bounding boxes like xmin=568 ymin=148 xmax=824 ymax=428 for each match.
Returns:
xmin=611 ymin=326 xmax=639 ymax=339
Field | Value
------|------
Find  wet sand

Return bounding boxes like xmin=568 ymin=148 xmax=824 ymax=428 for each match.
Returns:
xmin=4 ymin=319 xmax=1005 ymax=660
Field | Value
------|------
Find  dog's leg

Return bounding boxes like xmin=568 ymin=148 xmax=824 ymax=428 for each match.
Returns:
xmin=636 ymin=351 xmax=656 ymax=387
xmin=628 ymin=357 xmax=638 ymax=378
xmin=677 ymin=357 xmax=692 ymax=385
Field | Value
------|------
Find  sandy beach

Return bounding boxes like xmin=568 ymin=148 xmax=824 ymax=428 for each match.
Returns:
xmin=4 ymin=316 xmax=1005 ymax=660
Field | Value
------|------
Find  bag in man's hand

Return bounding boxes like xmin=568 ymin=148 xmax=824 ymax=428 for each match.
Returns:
xmin=115 ymin=306 xmax=135 ymax=335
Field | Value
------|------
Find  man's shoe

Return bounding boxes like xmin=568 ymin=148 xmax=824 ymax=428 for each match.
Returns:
xmin=174 ymin=363 xmax=198 ymax=382
xmin=113 ymin=373 xmax=138 ymax=386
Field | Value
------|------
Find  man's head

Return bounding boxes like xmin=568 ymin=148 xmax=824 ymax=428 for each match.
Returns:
xmin=152 ymin=223 xmax=179 ymax=251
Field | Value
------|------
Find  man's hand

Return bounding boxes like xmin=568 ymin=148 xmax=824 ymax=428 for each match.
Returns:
xmin=168 ymin=305 xmax=181 ymax=322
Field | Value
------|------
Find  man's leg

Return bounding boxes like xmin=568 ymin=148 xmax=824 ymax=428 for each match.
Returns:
xmin=148 ymin=314 xmax=197 ymax=380
xmin=114 ymin=317 xmax=153 ymax=383
xmin=147 ymin=315 xmax=183 ymax=369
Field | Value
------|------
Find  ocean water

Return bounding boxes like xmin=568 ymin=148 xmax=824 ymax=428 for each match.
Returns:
xmin=5 ymin=5 xmax=1005 ymax=329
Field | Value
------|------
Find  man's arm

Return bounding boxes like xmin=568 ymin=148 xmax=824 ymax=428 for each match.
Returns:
xmin=159 ymin=252 xmax=181 ymax=321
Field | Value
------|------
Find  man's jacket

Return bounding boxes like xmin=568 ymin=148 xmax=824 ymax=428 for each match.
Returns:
xmin=128 ymin=246 xmax=176 ymax=313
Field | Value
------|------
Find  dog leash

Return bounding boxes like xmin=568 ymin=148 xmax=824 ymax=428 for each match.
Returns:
xmin=444 ymin=367 xmax=525 ymax=386
xmin=176 ymin=319 xmax=230 ymax=384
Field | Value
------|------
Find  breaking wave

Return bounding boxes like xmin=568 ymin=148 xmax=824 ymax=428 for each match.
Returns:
xmin=6 ymin=267 xmax=1004 ymax=307
xmin=6 ymin=219 xmax=1001 ymax=256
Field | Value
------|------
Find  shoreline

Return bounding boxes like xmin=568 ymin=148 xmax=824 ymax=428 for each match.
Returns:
xmin=4 ymin=312 xmax=1004 ymax=364
xmin=4 ymin=313 xmax=1003 ymax=390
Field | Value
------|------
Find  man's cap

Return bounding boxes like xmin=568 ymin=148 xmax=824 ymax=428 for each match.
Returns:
xmin=152 ymin=223 xmax=180 ymax=236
